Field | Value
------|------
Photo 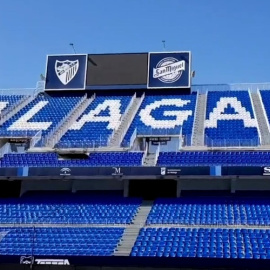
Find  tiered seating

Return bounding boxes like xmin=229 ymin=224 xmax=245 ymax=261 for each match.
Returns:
xmin=57 ymin=95 xmax=132 ymax=148
xmin=157 ymin=151 xmax=270 ymax=166
xmin=146 ymin=197 xmax=270 ymax=225
xmin=260 ymin=90 xmax=270 ymax=125
xmin=131 ymin=228 xmax=270 ymax=259
xmin=0 ymin=193 xmax=141 ymax=224
xmin=0 ymin=152 xmax=144 ymax=167
xmin=0 ymin=95 xmax=25 ymax=115
xmin=0 ymin=227 xmax=124 ymax=256
xmin=0 ymin=93 xmax=81 ymax=138
xmin=122 ymin=94 xmax=197 ymax=146
xmin=205 ymin=91 xmax=259 ymax=147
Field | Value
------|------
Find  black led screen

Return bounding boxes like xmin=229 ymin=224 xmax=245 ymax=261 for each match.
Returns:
xmin=86 ymin=53 xmax=148 ymax=86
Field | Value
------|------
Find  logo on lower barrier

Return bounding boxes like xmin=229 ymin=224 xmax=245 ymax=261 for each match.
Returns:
xmin=161 ymin=167 xmax=166 ymax=176
xmin=20 ymin=256 xmax=70 ymax=265
xmin=20 ymin=256 xmax=34 ymax=264
xmin=161 ymin=167 xmax=181 ymax=176
xmin=153 ymin=57 xmax=185 ymax=83
xmin=60 ymin=167 xmax=71 ymax=176
xmin=112 ymin=167 xmax=123 ymax=176
xmin=55 ymin=60 xmax=79 ymax=85
xmin=263 ymin=167 xmax=270 ymax=176
xmin=35 ymin=259 xmax=70 ymax=265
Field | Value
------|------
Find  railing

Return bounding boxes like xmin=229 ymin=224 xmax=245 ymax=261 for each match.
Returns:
xmin=2 ymin=220 xmax=270 ymax=229
xmin=54 ymin=94 xmax=95 ymax=147
xmin=248 ymin=90 xmax=263 ymax=146
xmin=2 ymin=81 xmax=270 ymax=96
xmin=182 ymin=134 xmax=193 ymax=147
xmin=136 ymin=126 xmax=182 ymax=136
xmin=0 ymin=143 xmax=11 ymax=157
xmin=38 ymin=94 xmax=88 ymax=147
xmin=0 ymin=88 xmax=36 ymax=96
xmin=204 ymin=136 xmax=260 ymax=148
xmin=190 ymin=91 xmax=199 ymax=145
xmin=1 ymin=95 xmax=26 ymax=117
xmin=35 ymin=81 xmax=45 ymax=95
xmin=142 ymin=145 xmax=148 ymax=165
xmin=129 ymin=128 xmax=137 ymax=148
xmin=54 ymin=135 xmax=261 ymax=149
xmin=118 ymin=93 xmax=145 ymax=147
xmin=55 ymin=136 xmax=112 ymax=149
xmin=120 ymin=128 xmax=137 ymax=148
xmin=0 ymin=130 xmax=36 ymax=138
xmin=121 ymin=93 xmax=136 ymax=122
xmin=180 ymin=133 xmax=261 ymax=148
xmin=109 ymin=93 xmax=137 ymax=146
xmin=192 ymin=82 xmax=270 ymax=94
xmin=154 ymin=143 xmax=160 ymax=166
xmin=257 ymin=88 xmax=270 ymax=139
xmin=30 ymin=130 xmax=43 ymax=148
xmin=0 ymin=93 xmax=37 ymax=125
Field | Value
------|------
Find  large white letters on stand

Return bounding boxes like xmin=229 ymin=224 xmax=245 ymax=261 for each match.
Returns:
xmin=205 ymin=97 xmax=257 ymax=128
xmin=139 ymin=99 xmax=192 ymax=128
xmin=70 ymin=100 xmax=122 ymax=130
xmin=8 ymin=101 xmax=52 ymax=130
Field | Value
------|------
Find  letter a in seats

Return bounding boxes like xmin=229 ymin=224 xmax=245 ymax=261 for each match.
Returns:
xmin=70 ymin=100 xmax=122 ymax=130
xmin=205 ymin=97 xmax=257 ymax=128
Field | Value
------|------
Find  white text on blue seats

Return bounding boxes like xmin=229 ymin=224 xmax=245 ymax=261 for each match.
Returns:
xmin=205 ymin=97 xmax=257 ymax=128
xmin=69 ymin=99 xmax=122 ymax=130
xmin=139 ymin=99 xmax=193 ymax=128
xmin=8 ymin=101 xmax=52 ymax=130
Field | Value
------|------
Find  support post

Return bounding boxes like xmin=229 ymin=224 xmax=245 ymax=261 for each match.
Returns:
xmin=124 ymin=179 xmax=129 ymax=197
xmin=231 ymin=177 xmax=237 ymax=193
xmin=176 ymin=179 xmax=181 ymax=198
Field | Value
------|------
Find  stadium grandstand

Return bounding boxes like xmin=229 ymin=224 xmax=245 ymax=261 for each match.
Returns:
xmin=1 ymin=51 xmax=270 ymax=270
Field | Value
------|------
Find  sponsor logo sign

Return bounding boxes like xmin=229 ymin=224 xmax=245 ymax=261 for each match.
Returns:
xmin=148 ymin=52 xmax=191 ymax=89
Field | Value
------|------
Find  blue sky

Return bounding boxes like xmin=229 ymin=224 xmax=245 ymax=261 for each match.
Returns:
xmin=0 ymin=0 xmax=269 ymax=88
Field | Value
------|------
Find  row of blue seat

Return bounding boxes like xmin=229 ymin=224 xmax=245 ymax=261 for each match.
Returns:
xmin=0 ymin=227 xmax=124 ymax=256
xmin=157 ymin=151 xmax=270 ymax=166
xmin=131 ymin=228 xmax=270 ymax=259
xmin=0 ymin=152 xmax=144 ymax=167
xmin=147 ymin=197 xmax=270 ymax=225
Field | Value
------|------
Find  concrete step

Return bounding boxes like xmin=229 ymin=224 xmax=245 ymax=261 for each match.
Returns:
xmin=192 ymin=93 xmax=207 ymax=146
xmin=114 ymin=200 xmax=153 ymax=256
xmin=109 ymin=96 xmax=144 ymax=147
xmin=250 ymin=91 xmax=270 ymax=145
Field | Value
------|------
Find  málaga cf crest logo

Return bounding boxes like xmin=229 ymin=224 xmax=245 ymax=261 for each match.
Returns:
xmin=55 ymin=60 xmax=79 ymax=85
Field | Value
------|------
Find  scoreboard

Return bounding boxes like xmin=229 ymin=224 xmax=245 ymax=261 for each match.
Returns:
xmin=44 ymin=51 xmax=191 ymax=91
